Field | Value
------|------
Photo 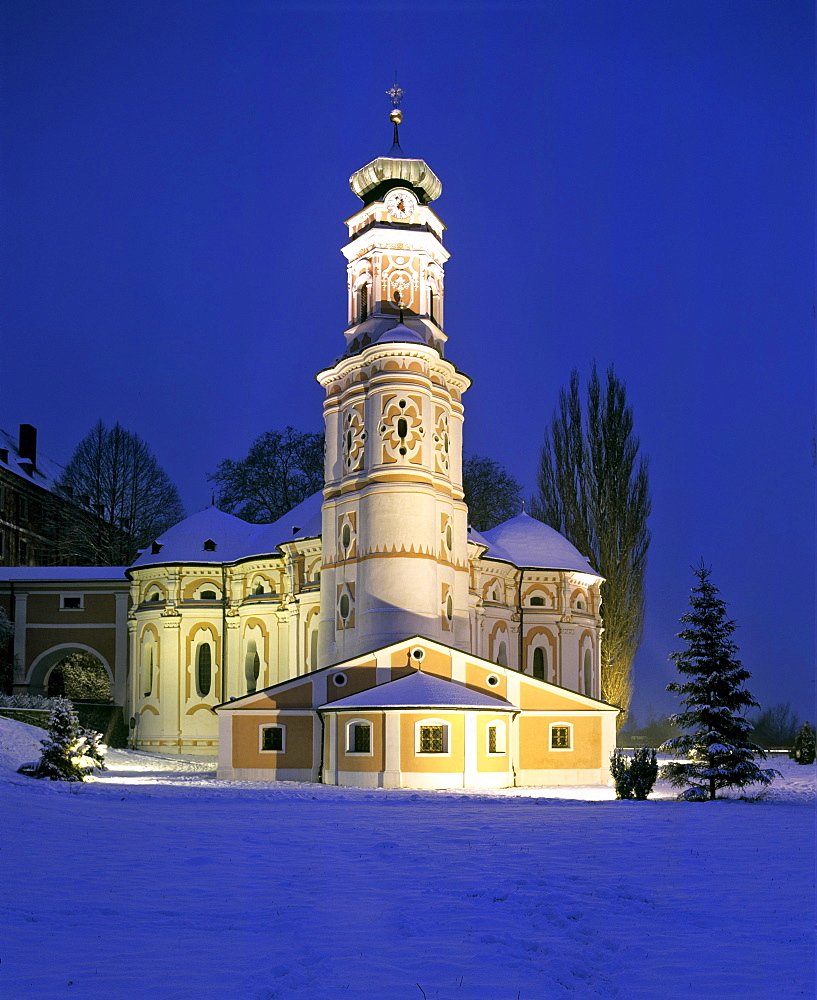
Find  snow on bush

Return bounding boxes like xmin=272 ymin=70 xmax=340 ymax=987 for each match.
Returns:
xmin=17 ymin=697 xmax=107 ymax=782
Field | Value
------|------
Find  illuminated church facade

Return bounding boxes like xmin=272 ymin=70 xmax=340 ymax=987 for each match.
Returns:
xmin=4 ymin=101 xmax=618 ymax=788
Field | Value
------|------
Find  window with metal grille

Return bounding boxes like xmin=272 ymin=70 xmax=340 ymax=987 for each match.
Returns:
xmin=261 ymin=726 xmax=283 ymax=751
xmin=551 ymin=725 xmax=571 ymax=750
xmin=488 ymin=726 xmax=497 ymax=754
xmin=350 ymin=723 xmax=371 ymax=753
xmin=419 ymin=725 xmax=445 ymax=753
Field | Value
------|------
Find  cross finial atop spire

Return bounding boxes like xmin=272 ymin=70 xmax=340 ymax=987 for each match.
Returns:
xmin=387 ymin=76 xmax=405 ymax=108
xmin=386 ymin=77 xmax=405 ymax=152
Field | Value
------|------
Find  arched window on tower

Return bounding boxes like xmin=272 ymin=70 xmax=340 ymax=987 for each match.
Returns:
xmin=358 ymin=284 xmax=368 ymax=322
xmin=496 ymin=641 xmax=508 ymax=668
xmin=533 ymin=646 xmax=547 ymax=681
xmin=245 ymin=640 xmax=260 ymax=694
xmin=196 ymin=642 xmax=212 ymax=697
xmin=428 ymin=287 xmax=436 ymax=324
xmin=583 ymin=648 xmax=593 ymax=698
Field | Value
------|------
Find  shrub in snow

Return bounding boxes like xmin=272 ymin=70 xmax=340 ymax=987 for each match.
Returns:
xmin=791 ymin=723 xmax=816 ymax=765
xmin=17 ymin=697 xmax=107 ymax=782
xmin=610 ymin=748 xmax=658 ymax=800
xmin=660 ymin=563 xmax=779 ymax=801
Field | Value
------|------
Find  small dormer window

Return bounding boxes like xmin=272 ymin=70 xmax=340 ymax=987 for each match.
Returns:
xmin=203 ymin=539 xmax=216 ymax=552
xmin=148 ymin=591 xmax=161 ymax=602
xmin=151 ymin=542 xmax=163 ymax=555
xmin=254 ymin=582 xmax=264 ymax=595
xmin=200 ymin=590 xmax=217 ymax=601
xmin=530 ymin=596 xmax=545 ymax=607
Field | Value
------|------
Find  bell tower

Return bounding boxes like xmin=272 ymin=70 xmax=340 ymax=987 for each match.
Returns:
xmin=317 ymin=90 xmax=471 ymax=666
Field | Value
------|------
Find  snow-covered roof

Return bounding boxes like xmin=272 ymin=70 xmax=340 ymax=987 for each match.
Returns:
xmin=131 ymin=491 xmax=325 ymax=569
xmin=480 ymin=513 xmax=600 ymax=576
xmin=0 ymin=567 xmax=129 ymax=582
xmin=321 ymin=671 xmax=515 ymax=711
xmin=0 ymin=427 xmax=64 ymax=493
xmin=244 ymin=490 xmax=323 ymax=556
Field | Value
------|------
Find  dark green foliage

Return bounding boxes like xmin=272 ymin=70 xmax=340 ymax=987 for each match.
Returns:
xmin=748 ymin=702 xmax=801 ymax=749
xmin=610 ymin=747 xmax=658 ymax=799
xmin=531 ymin=365 xmax=650 ymax=725
xmin=17 ymin=697 xmax=107 ymax=781
xmin=46 ymin=653 xmax=112 ymax=702
xmin=791 ymin=722 xmax=816 ymax=765
xmin=209 ymin=427 xmax=324 ymax=523
xmin=661 ymin=563 xmax=779 ymax=800
xmin=462 ymin=455 xmax=523 ymax=531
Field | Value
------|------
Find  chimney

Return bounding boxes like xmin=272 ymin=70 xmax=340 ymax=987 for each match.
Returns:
xmin=18 ymin=424 xmax=37 ymax=470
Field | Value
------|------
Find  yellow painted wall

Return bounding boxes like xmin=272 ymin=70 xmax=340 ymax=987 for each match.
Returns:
xmin=335 ymin=711 xmax=384 ymax=771
xmin=232 ymin=713 xmax=315 ymax=769
xmin=465 ymin=660 xmax=507 ymax=699
xmin=399 ymin=712 xmax=465 ymax=772
xmin=324 ymin=666 xmax=377 ymax=703
xmin=26 ymin=593 xmax=117 ymax=624
xmin=518 ymin=679 xmax=595 ymax=712
xmin=475 ymin=717 xmax=512 ymax=772
xmin=518 ymin=715 xmax=602 ymax=770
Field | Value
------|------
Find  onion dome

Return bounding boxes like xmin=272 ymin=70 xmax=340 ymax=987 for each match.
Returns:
xmin=349 ymin=106 xmax=442 ymax=205
xmin=373 ymin=321 xmax=427 ymax=345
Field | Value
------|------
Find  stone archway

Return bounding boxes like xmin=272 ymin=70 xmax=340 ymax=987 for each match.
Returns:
xmin=27 ymin=644 xmax=114 ymax=700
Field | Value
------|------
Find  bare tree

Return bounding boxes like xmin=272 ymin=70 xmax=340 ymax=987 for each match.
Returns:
xmin=54 ymin=422 xmax=184 ymax=565
xmin=462 ymin=455 xmax=523 ymax=532
xmin=531 ymin=365 xmax=651 ymax=725
xmin=209 ymin=427 xmax=324 ymax=523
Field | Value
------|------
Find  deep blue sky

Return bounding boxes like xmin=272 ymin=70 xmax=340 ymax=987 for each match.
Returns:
xmin=2 ymin=0 xmax=813 ymax=721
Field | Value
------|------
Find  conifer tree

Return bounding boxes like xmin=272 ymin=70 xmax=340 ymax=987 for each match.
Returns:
xmin=661 ymin=563 xmax=778 ymax=800
xmin=17 ymin=697 xmax=107 ymax=781
xmin=791 ymin=722 xmax=816 ymax=765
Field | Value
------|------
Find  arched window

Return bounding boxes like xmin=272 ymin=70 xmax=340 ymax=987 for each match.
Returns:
xmin=533 ymin=646 xmax=547 ymax=681
xmin=583 ymin=648 xmax=592 ymax=697
xmin=416 ymin=720 xmax=450 ymax=755
xmin=358 ymin=283 xmax=368 ymax=322
xmin=143 ymin=641 xmax=154 ymax=697
xmin=245 ymin=640 xmax=260 ymax=694
xmin=310 ymin=631 xmax=318 ymax=671
xmin=346 ymin=720 xmax=372 ymax=755
xmin=200 ymin=590 xmax=217 ymax=601
xmin=254 ymin=582 xmax=265 ymax=595
xmin=487 ymin=720 xmax=507 ymax=755
xmin=530 ymin=596 xmax=545 ymax=607
xmin=196 ymin=642 xmax=212 ymax=697
xmin=496 ymin=641 xmax=508 ymax=668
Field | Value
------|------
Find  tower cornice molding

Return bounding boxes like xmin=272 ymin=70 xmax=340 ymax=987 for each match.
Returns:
xmin=316 ymin=343 xmax=471 ymax=394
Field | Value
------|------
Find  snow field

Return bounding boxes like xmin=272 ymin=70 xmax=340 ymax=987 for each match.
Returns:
xmin=1 ymin=717 xmax=814 ymax=999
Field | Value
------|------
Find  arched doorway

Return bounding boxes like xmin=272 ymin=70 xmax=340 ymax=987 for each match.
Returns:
xmin=46 ymin=651 xmax=112 ymax=702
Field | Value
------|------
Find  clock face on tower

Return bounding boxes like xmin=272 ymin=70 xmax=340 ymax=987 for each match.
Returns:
xmin=384 ymin=188 xmax=417 ymax=220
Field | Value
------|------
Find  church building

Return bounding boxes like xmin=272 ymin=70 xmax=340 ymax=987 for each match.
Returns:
xmin=2 ymin=98 xmax=619 ymax=788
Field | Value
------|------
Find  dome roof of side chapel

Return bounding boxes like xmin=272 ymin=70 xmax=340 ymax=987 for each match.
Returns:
xmin=131 ymin=491 xmax=324 ymax=568
xmin=479 ymin=513 xmax=600 ymax=577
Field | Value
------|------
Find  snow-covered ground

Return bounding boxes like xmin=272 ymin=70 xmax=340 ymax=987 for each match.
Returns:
xmin=1 ymin=716 xmax=814 ymax=999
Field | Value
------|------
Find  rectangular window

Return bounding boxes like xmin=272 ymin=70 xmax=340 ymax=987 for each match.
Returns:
xmin=19 ymin=539 xmax=28 ymax=564
xmin=551 ymin=725 xmax=571 ymax=750
xmin=359 ymin=284 xmax=368 ymax=322
xmin=351 ymin=723 xmax=370 ymax=753
xmin=61 ymin=595 xmax=83 ymax=610
xmin=18 ymin=496 xmax=29 ymax=520
xmin=261 ymin=726 xmax=284 ymax=752
xmin=419 ymin=725 xmax=445 ymax=754
xmin=488 ymin=726 xmax=497 ymax=754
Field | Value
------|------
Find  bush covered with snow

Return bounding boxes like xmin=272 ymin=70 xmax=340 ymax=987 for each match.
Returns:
xmin=791 ymin=722 xmax=816 ymax=765
xmin=610 ymin=747 xmax=659 ymax=799
xmin=17 ymin=697 xmax=107 ymax=782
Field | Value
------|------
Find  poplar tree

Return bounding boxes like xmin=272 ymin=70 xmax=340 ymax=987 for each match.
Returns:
xmin=661 ymin=563 xmax=778 ymax=800
xmin=531 ymin=365 xmax=650 ymax=723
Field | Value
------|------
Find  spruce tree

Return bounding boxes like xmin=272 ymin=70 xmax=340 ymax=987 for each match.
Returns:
xmin=18 ymin=697 xmax=107 ymax=781
xmin=661 ymin=563 xmax=778 ymax=800
xmin=791 ymin=722 xmax=816 ymax=765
